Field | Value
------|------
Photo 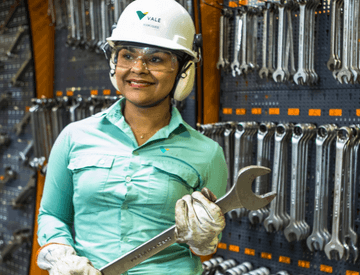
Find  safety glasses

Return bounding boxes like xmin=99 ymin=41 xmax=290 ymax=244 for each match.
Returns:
xmin=110 ymin=46 xmax=178 ymax=72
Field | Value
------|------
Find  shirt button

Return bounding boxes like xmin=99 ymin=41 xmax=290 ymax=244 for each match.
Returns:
xmin=125 ymin=176 xmax=131 ymax=182
xmin=99 ymin=159 xmax=105 ymax=165
xmin=122 ymin=204 xmax=128 ymax=210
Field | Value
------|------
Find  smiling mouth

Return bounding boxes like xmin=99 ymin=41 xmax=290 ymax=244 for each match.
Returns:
xmin=126 ymin=80 xmax=154 ymax=87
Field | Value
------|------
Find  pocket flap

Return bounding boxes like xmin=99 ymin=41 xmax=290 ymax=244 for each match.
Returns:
xmin=68 ymin=155 xmax=115 ymax=170
xmin=152 ymin=160 xmax=200 ymax=188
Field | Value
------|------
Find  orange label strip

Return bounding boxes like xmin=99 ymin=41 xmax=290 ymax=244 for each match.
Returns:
xmin=236 ymin=108 xmax=246 ymax=115
xmin=279 ymin=256 xmax=291 ymax=264
xmin=244 ymin=248 xmax=255 ymax=256
xmin=218 ymin=243 xmax=227 ymax=250
xmin=288 ymin=108 xmax=300 ymax=116
xmin=223 ymin=108 xmax=233 ymax=115
xmin=56 ymin=91 xmax=63 ymax=97
xmin=309 ymin=109 xmax=321 ymax=116
xmin=329 ymin=109 xmax=342 ymax=116
xmin=91 ymin=90 xmax=98 ymax=96
xmin=320 ymin=265 xmax=333 ymax=273
xmin=251 ymin=108 xmax=262 ymax=115
xmin=261 ymin=252 xmax=272 ymax=260
xmin=356 ymin=109 xmax=360 ymax=116
xmin=346 ymin=271 xmax=360 ymax=275
xmin=229 ymin=245 xmax=239 ymax=252
xmin=298 ymin=260 xmax=310 ymax=268
xmin=269 ymin=108 xmax=280 ymax=115
xmin=66 ymin=90 xmax=74 ymax=96
xmin=103 ymin=89 xmax=111 ymax=95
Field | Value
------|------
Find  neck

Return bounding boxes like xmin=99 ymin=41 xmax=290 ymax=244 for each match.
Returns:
xmin=123 ymin=97 xmax=172 ymax=133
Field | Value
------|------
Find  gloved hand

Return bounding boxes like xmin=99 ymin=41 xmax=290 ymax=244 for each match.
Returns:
xmin=37 ymin=243 xmax=101 ymax=275
xmin=174 ymin=187 xmax=225 ymax=256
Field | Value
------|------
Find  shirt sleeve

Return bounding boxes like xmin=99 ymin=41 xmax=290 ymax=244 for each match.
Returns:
xmin=37 ymin=125 xmax=75 ymax=247
xmin=200 ymin=143 xmax=228 ymax=200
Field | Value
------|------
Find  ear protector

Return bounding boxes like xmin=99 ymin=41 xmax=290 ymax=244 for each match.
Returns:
xmin=173 ymin=61 xmax=195 ymax=101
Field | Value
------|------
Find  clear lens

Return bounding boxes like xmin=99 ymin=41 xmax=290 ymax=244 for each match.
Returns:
xmin=111 ymin=46 xmax=177 ymax=72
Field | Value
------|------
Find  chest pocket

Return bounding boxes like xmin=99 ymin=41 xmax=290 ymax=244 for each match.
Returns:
xmin=68 ymin=154 xmax=115 ymax=213
xmin=145 ymin=160 xmax=201 ymax=222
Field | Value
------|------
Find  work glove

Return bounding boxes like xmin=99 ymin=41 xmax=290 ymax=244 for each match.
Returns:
xmin=37 ymin=243 xmax=101 ymax=275
xmin=175 ymin=187 xmax=225 ymax=256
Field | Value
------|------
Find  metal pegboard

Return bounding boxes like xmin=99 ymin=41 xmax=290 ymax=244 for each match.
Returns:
xmin=215 ymin=0 xmax=360 ymax=274
xmin=0 ymin=0 xmax=36 ymax=274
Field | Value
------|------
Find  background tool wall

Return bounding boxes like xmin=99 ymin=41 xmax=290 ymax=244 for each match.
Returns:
xmin=0 ymin=0 xmax=36 ymax=274
xmin=212 ymin=0 xmax=360 ymax=274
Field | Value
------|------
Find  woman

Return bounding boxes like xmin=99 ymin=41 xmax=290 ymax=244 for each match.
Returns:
xmin=36 ymin=0 xmax=228 ymax=274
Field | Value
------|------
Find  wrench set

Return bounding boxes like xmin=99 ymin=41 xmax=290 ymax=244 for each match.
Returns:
xmin=327 ymin=0 xmax=360 ymax=84
xmin=48 ymin=0 xmax=193 ymax=52
xmin=218 ymin=0 xmax=322 ymax=85
xmin=29 ymin=95 xmax=121 ymax=162
xmin=201 ymin=257 xmax=290 ymax=275
xmin=198 ymin=121 xmax=360 ymax=262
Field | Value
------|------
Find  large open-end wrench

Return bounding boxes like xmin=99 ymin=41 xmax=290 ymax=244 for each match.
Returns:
xmin=259 ymin=6 xmax=269 ymax=79
xmin=293 ymin=0 xmax=309 ymax=85
xmin=327 ymin=0 xmax=341 ymax=71
xmin=231 ymin=10 xmax=243 ymax=77
xmin=324 ymin=127 xmax=352 ymax=260
xmin=306 ymin=124 xmax=336 ymax=252
xmin=337 ymin=0 xmax=352 ymax=83
xmin=344 ymin=125 xmax=359 ymax=261
xmin=99 ymin=166 xmax=276 ymax=275
xmin=216 ymin=11 xmax=226 ymax=70
xmin=248 ymin=122 xmax=275 ymax=224
xmin=264 ymin=123 xmax=292 ymax=232
xmin=272 ymin=2 xmax=286 ymax=82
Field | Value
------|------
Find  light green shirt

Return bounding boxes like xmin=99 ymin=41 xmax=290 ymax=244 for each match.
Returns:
xmin=37 ymin=97 xmax=228 ymax=274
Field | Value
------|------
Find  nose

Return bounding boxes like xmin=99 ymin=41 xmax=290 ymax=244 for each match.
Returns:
xmin=130 ymin=58 xmax=149 ymax=73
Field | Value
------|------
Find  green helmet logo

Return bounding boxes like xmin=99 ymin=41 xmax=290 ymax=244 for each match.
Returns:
xmin=136 ymin=11 xmax=148 ymax=20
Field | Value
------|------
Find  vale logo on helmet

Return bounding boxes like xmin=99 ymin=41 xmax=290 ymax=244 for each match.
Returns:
xmin=136 ymin=11 xmax=161 ymax=23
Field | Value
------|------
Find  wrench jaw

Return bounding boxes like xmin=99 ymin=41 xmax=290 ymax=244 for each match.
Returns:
xmin=324 ymin=241 xmax=345 ymax=261
xmin=306 ymin=234 xmax=326 ymax=252
xmin=219 ymin=166 xmax=275 ymax=213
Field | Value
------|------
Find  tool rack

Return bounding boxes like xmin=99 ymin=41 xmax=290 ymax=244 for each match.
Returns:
xmin=213 ymin=0 xmax=360 ymax=274
xmin=0 ymin=0 xmax=36 ymax=274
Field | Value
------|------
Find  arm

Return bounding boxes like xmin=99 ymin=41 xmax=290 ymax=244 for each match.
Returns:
xmin=37 ymin=126 xmax=75 ymax=247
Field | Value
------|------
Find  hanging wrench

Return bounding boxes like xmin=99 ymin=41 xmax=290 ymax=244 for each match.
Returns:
xmin=306 ymin=124 xmax=337 ymax=251
xmin=259 ymin=6 xmax=270 ymax=79
xmin=216 ymin=11 xmax=226 ymax=70
xmin=337 ymin=0 xmax=353 ymax=83
xmin=293 ymin=0 xmax=309 ymax=85
xmin=231 ymin=10 xmax=243 ymax=77
xmin=272 ymin=2 xmax=286 ymax=82
xmin=99 ymin=166 xmax=276 ymax=275
xmin=324 ymin=127 xmax=352 ymax=260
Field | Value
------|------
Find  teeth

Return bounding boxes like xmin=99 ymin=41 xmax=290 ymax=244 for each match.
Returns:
xmin=130 ymin=81 xmax=151 ymax=85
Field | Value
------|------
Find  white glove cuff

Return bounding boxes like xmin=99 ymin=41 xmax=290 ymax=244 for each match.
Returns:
xmin=37 ymin=243 xmax=76 ymax=270
xmin=189 ymin=235 xmax=219 ymax=256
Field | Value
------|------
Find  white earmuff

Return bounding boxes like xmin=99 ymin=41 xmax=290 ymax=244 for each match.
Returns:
xmin=173 ymin=61 xmax=195 ymax=101
xmin=109 ymin=61 xmax=120 ymax=91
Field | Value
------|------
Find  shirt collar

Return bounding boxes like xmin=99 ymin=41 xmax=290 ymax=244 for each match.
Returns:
xmin=104 ymin=97 xmax=186 ymax=139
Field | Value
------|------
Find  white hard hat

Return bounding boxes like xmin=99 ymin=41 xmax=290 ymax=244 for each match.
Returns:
xmin=105 ymin=0 xmax=201 ymax=101
xmin=107 ymin=0 xmax=199 ymax=61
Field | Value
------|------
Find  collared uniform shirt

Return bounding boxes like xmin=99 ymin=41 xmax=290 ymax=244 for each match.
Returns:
xmin=37 ymin=97 xmax=228 ymax=274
